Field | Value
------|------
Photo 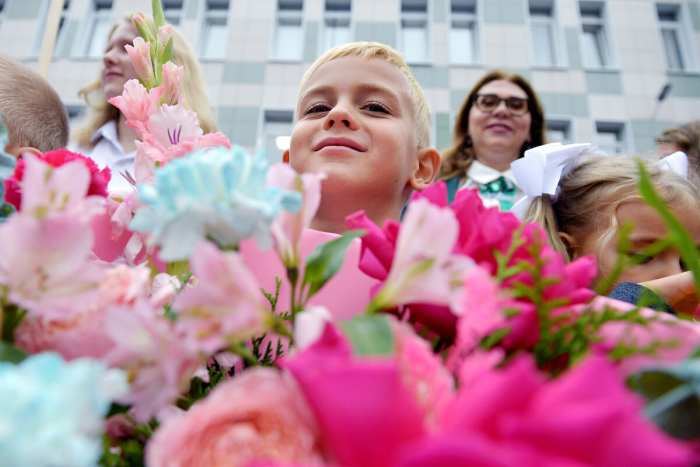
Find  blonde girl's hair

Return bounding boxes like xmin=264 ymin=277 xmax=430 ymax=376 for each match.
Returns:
xmin=296 ymin=41 xmax=431 ymax=148
xmin=71 ymin=15 xmax=217 ymax=147
xmin=523 ymin=155 xmax=700 ymax=261
xmin=440 ymin=70 xmax=547 ymax=180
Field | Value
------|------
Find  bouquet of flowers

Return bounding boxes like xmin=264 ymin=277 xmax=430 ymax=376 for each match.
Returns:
xmin=2 ymin=1 xmax=700 ymax=466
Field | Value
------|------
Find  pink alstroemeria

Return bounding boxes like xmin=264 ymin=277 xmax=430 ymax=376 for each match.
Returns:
xmin=125 ymin=37 xmax=155 ymax=88
xmin=367 ymin=198 xmax=473 ymax=314
xmin=173 ymin=241 xmax=270 ymax=354
xmin=267 ymin=163 xmax=326 ymax=269
xmin=105 ymin=299 xmax=203 ymax=423
xmin=161 ymin=62 xmax=183 ymax=106
xmin=108 ymin=80 xmax=164 ymax=139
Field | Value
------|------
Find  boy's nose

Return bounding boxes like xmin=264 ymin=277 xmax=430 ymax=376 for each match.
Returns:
xmin=324 ymin=102 xmax=358 ymax=130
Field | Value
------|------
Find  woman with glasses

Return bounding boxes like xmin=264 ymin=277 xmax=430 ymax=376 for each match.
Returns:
xmin=440 ymin=71 xmax=546 ymax=209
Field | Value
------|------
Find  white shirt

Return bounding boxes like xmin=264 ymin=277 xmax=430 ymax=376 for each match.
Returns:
xmin=457 ymin=160 xmax=525 ymax=211
xmin=71 ymin=120 xmax=136 ymax=193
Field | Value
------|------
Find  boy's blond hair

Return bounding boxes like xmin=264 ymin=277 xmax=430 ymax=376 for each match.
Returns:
xmin=297 ymin=42 xmax=431 ymax=148
xmin=523 ymin=155 xmax=700 ymax=260
xmin=0 ymin=54 xmax=69 ymax=153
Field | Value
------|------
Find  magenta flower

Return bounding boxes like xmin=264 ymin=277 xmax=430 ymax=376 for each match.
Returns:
xmin=172 ymin=240 xmax=270 ymax=354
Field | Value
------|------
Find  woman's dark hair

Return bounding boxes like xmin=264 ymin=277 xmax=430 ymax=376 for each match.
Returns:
xmin=440 ymin=70 xmax=546 ymax=180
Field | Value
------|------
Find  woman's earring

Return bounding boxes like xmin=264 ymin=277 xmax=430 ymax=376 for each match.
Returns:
xmin=465 ymin=135 xmax=472 ymax=147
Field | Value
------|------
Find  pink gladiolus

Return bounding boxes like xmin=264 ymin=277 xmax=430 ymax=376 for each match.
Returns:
xmin=146 ymin=368 xmax=327 ymax=467
xmin=439 ymin=354 xmax=695 ymax=467
xmin=0 ymin=212 xmax=104 ymax=320
xmin=105 ymin=299 xmax=203 ymax=423
xmin=161 ymin=62 xmax=183 ymax=106
xmin=125 ymin=37 xmax=154 ymax=87
xmin=368 ymin=198 xmax=473 ymax=314
xmin=267 ymin=163 xmax=326 ymax=268
xmin=108 ymin=80 xmax=164 ymax=140
xmin=280 ymin=323 xmax=429 ymax=467
xmin=157 ymin=25 xmax=172 ymax=56
xmin=173 ymin=241 xmax=270 ymax=354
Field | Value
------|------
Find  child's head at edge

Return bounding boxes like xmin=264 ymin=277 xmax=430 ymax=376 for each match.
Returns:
xmin=523 ymin=155 xmax=700 ymax=290
xmin=284 ymin=42 xmax=441 ymax=233
xmin=0 ymin=54 xmax=69 ymax=157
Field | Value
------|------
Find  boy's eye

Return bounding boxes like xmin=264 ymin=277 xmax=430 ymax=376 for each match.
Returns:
xmin=304 ymin=103 xmax=331 ymax=115
xmin=362 ymin=101 xmax=389 ymax=114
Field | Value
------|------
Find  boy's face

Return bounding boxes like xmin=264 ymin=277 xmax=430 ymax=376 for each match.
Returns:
xmin=575 ymin=200 xmax=700 ymax=288
xmin=288 ymin=56 xmax=418 ymax=204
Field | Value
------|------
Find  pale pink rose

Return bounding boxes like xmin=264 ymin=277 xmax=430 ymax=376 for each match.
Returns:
xmin=267 ymin=163 xmax=326 ymax=269
xmin=104 ymin=299 xmax=203 ymax=423
xmin=161 ymin=61 xmax=183 ymax=106
xmin=369 ymin=198 xmax=473 ymax=313
xmin=108 ymin=80 xmax=164 ymax=139
xmin=0 ymin=212 xmax=104 ymax=320
xmin=150 ymin=273 xmax=180 ymax=308
xmin=125 ymin=37 xmax=154 ymax=86
xmin=173 ymin=240 xmax=270 ymax=354
xmin=99 ymin=263 xmax=151 ymax=306
xmin=145 ymin=367 xmax=327 ymax=467
xmin=391 ymin=319 xmax=455 ymax=429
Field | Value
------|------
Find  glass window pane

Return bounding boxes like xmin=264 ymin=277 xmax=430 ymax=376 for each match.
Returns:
xmin=323 ymin=20 xmax=350 ymax=51
xmin=201 ymin=18 xmax=227 ymax=59
xmin=450 ymin=23 xmax=474 ymax=64
xmin=662 ymin=29 xmax=685 ymax=70
xmin=597 ymin=130 xmax=621 ymax=154
xmin=582 ymin=26 xmax=606 ymax=67
xmin=547 ymin=128 xmax=566 ymax=143
xmin=531 ymin=23 xmax=555 ymax=66
xmin=402 ymin=21 xmax=427 ymax=63
xmin=86 ymin=17 xmax=110 ymax=57
xmin=276 ymin=20 xmax=303 ymax=60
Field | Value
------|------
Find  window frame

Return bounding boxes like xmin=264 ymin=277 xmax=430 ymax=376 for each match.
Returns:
xmin=655 ymin=2 xmax=698 ymax=73
xmin=77 ymin=0 xmax=113 ymax=59
xmin=269 ymin=0 xmax=305 ymax=62
xmin=594 ymin=120 xmax=631 ymax=155
xmin=259 ymin=109 xmax=295 ymax=164
xmin=526 ymin=0 xmax=567 ymax=69
xmin=196 ymin=0 xmax=230 ymax=61
xmin=162 ymin=0 xmax=185 ymax=26
xmin=545 ymin=117 xmax=575 ymax=144
xmin=448 ymin=0 xmax=483 ymax=66
xmin=319 ymin=0 xmax=353 ymax=56
xmin=578 ymin=1 xmax=617 ymax=70
xmin=31 ymin=0 xmax=71 ymax=58
xmin=398 ymin=0 xmax=432 ymax=66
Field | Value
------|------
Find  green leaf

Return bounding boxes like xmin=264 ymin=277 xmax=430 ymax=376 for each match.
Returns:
xmin=339 ymin=314 xmax=394 ymax=356
xmin=106 ymin=403 xmax=131 ymax=418
xmin=0 ymin=341 xmax=27 ymax=363
xmin=152 ymin=0 xmax=166 ymax=29
xmin=637 ymin=159 xmax=700 ymax=304
xmin=301 ymin=229 xmax=366 ymax=301
xmin=166 ymin=259 xmax=190 ymax=281
xmin=160 ymin=37 xmax=174 ymax=66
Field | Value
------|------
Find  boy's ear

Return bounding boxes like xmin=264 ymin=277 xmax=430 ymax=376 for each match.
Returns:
xmin=283 ymin=149 xmax=290 ymax=164
xmin=558 ymin=232 xmax=578 ymax=259
xmin=4 ymin=145 xmax=41 ymax=158
xmin=409 ymin=147 xmax=441 ymax=191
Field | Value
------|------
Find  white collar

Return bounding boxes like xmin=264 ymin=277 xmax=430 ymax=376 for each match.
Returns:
xmin=468 ymin=160 xmax=519 ymax=187
xmin=90 ymin=120 xmax=124 ymax=153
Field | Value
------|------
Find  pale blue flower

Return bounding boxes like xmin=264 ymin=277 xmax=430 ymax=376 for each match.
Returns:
xmin=130 ymin=146 xmax=302 ymax=261
xmin=0 ymin=352 xmax=127 ymax=467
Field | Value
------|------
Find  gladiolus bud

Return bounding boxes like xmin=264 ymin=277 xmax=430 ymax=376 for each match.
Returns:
xmin=161 ymin=62 xmax=183 ymax=106
xmin=125 ymin=37 xmax=156 ymax=89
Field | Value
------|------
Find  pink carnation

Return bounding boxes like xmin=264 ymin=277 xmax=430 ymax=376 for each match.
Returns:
xmin=145 ymin=367 xmax=327 ymax=467
xmin=4 ymin=149 xmax=110 ymax=210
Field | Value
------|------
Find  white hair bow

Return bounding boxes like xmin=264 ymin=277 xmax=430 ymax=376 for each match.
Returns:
xmin=510 ymin=142 xmax=593 ymax=218
xmin=655 ymin=151 xmax=688 ymax=179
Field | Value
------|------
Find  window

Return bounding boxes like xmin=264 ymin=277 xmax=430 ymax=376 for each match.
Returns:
xmin=199 ymin=0 xmax=229 ymax=60
xmin=529 ymin=0 xmax=560 ymax=67
xmin=66 ymin=105 xmax=85 ymax=129
xmin=546 ymin=119 xmax=573 ymax=144
xmin=32 ymin=0 xmax=70 ymax=56
xmin=273 ymin=0 xmax=304 ymax=60
xmin=579 ymin=1 xmax=611 ymax=68
xmin=163 ymin=0 xmax=184 ymax=26
xmin=595 ymin=121 xmax=626 ymax=155
xmin=401 ymin=0 xmax=429 ymax=64
xmin=322 ymin=0 xmax=351 ymax=52
xmin=449 ymin=0 xmax=479 ymax=65
xmin=262 ymin=110 xmax=294 ymax=163
xmin=657 ymin=4 xmax=691 ymax=71
xmin=84 ymin=0 xmax=112 ymax=58
xmin=0 ymin=0 xmax=6 ymax=28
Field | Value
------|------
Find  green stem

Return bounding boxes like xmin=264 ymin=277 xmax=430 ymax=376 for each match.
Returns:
xmin=229 ymin=343 xmax=258 ymax=367
xmin=288 ymin=267 xmax=299 ymax=325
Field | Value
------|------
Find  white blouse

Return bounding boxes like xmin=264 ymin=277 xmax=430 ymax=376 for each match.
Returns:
xmin=457 ymin=160 xmax=525 ymax=211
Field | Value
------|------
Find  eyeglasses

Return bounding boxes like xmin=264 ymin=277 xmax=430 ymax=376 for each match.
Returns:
xmin=473 ymin=94 xmax=530 ymax=116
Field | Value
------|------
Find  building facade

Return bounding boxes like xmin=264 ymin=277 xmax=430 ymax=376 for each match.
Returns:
xmin=1 ymin=0 xmax=699 ymax=160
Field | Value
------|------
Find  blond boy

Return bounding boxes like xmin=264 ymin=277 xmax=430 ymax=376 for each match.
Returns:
xmin=0 ymin=54 xmax=70 ymax=158
xmin=283 ymin=42 xmax=441 ymax=233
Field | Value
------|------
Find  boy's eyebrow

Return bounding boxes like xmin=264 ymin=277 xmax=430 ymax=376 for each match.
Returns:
xmin=300 ymin=83 xmax=404 ymax=106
